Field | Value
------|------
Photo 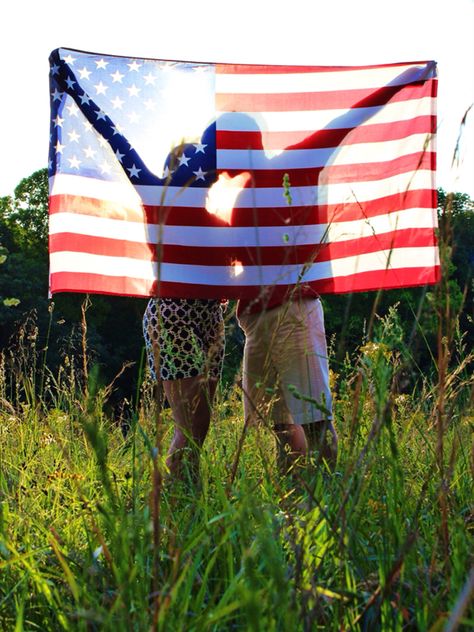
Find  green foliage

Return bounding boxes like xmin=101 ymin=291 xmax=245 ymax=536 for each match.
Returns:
xmin=0 ymin=170 xmax=50 ymax=342
xmin=0 ymin=245 xmax=20 ymax=308
xmin=437 ymin=188 xmax=474 ymax=290
xmin=0 ymin=302 xmax=472 ymax=630
xmin=0 ymin=169 xmax=49 ymax=256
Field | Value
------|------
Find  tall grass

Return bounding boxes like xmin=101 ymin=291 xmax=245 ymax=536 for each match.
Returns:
xmin=0 ymin=281 xmax=472 ymax=631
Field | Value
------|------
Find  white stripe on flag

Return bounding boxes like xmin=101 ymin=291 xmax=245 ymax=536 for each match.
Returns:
xmin=50 ymin=168 xmax=434 ymax=209
xmin=49 ymin=207 xmax=437 ymax=247
xmin=217 ymin=134 xmax=434 ymax=170
xmin=50 ymin=246 xmax=439 ymax=286
xmin=216 ymin=98 xmax=436 ymax=132
xmin=215 ymin=64 xmax=436 ymax=93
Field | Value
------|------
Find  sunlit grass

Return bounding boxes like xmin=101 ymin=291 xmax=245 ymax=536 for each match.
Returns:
xmin=0 ymin=302 xmax=472 ymax=631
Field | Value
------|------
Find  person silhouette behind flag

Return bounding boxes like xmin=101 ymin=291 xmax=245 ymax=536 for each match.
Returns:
xmin=143 ymin=142 xmax=226 ymax=482
xmin=221 ymin=64 xmax=433 ymax=471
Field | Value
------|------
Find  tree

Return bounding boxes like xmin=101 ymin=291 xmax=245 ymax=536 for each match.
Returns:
xmin=0 ymin=169 xmax=49 ymax=256
xmin=437 ymin=188 xmax=474 ymax=293
xmin=0 ymin=170 xmax=50 ymax=347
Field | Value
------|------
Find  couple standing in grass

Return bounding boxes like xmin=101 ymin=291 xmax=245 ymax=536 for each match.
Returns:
xmin=143 ymin=126 xmax=338 ymax=481
xmin=143 ymin=287 xmax=337 ymax=480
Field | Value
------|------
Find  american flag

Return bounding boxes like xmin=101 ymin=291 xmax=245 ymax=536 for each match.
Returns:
xmin=48 ymin=48 xmax=439 ymax=299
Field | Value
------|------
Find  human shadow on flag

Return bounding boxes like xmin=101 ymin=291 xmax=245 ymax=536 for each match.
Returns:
xmin=207 ymin=62 xmax=435 ymax=301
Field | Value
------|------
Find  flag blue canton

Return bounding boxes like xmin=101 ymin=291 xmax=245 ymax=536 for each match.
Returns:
xmin=48 ymin=48 xmax=217 ymax=189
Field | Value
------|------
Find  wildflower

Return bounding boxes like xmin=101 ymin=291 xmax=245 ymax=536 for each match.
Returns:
xmin=360 ymin=340 xmax=391 ymax=362
xmin=40 ymin=433 xmax=55 ymax=446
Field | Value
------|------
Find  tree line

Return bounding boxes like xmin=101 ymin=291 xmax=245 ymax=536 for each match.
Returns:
xmin=1 ymin=169 xmax=472 ymax=409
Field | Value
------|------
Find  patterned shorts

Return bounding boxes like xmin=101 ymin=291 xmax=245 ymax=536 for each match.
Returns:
xmin=143 ymin=298 xmax=225 ymax=381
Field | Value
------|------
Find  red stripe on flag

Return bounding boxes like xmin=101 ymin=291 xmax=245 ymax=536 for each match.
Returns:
xmin=49 ymin=266 xmax=441 ymax=300
xmin=49 ymin=228 xmax=437 ymax=266
xmin=312 ymin=265 xmax=441 ymax=294
xmin=49 ymin=194 xmax=145 ymax=221
xmin=215 ymin=61 xmax=435 ymax=74
xmin=222 ymin=190 xmax=436 ymax=226
xmin=49 ymin=187 xmax=436 ymax=229
xmin=217 ymin=81 xmax=435 ymax=112
xmin=156 ymin=230 xmax=437 ymax=266
xmin=230 ymin=190 xmax=436 ymax=226
xmin=217 ymin=116 xmax=437 ymax=150
xmin=223 ymin=153 xmax=435 ymax=188
xmin=49 ymin=232 xmax=155 ymax=260
xmin=49 ymin=272 xmax=153 ymax=298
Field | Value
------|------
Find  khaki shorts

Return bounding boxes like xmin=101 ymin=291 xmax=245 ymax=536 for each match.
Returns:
xmin=238 ymin=298 xmax=332 ymax=425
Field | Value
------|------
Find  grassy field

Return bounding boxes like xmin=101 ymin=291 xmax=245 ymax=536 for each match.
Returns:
xmin=0 ymin=301 xmax=473 ymax=631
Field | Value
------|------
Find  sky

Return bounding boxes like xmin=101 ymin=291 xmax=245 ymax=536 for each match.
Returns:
xmin=1 ymin=0 xmax=473 ymax=199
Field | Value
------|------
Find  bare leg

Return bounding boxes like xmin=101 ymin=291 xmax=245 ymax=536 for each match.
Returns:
xmin=303 ymin=420 xmax=338 ymax=469
xmin=164 ymin=376 xmax=218 ymax=480
xmin=274 ymin=423 xmax=308 ymax=473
